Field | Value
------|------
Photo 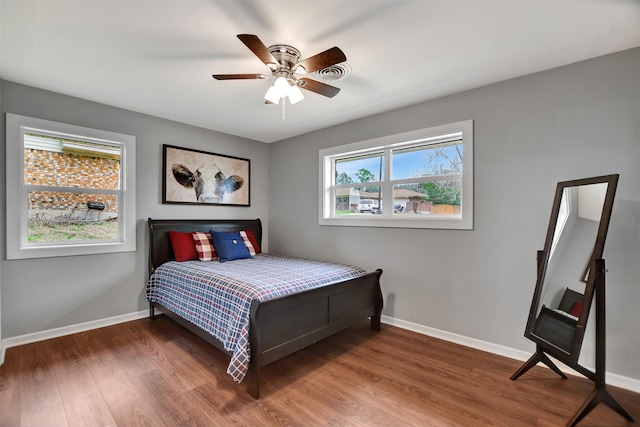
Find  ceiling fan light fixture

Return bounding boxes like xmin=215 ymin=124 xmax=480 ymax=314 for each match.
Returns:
xmin=264 ymin=85 xmax=281 ymax=104
xmin=273 ymin=76 xmax=290 ymax=97
xmin=288 ymin=84 xmax=304 ymax=104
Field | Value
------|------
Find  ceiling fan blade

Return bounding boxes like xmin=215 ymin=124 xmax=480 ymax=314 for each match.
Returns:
xmin=298 ymin=78 xmax=341 ymax=98
xmin=296 ymin=47 xmax=346 ymax=74
xmin=237 ymin=34 xmax=278 ymax=66
xmin=212 ymin=74 xmax=266 ymax=80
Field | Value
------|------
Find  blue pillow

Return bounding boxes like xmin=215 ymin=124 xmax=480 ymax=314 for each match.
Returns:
xmin=209 ymin=230 xmax=252 ymax=262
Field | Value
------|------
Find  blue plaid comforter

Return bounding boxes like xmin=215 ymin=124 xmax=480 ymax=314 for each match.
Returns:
xmin=146 ymin=254 xmax=367 ymax=382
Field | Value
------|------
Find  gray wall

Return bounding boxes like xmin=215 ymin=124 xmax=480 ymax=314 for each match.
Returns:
xmin=0 ymin=81 xmax=269 ymax=338
xmin=268 ymin=48 xmax=640 ymax=381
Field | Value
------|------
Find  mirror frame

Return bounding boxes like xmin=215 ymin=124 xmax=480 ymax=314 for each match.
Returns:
xmin=524 ymin=174 xmax=619 ymax=363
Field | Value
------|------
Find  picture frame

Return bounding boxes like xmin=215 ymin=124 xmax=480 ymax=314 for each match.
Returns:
xmin=162 ymin=144 xmax=250 ymax=206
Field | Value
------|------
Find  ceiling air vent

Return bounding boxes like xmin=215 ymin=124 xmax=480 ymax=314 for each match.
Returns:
xmin=315 ymin=62 xmax=351 ymax=82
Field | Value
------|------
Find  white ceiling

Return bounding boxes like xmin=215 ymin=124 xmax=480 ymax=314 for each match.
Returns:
xmin=1 ymin=1 xmax=639 ymax=143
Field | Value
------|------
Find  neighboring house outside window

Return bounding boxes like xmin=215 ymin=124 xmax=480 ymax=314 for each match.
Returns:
xmin=6 ymin=114 xmax=136 ymax=259
xmin=319 ymin=120 xmax=473 ymax=229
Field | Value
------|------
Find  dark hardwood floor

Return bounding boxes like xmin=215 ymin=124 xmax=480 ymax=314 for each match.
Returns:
xmin=0 ymin=316 xmax=638 ymax=426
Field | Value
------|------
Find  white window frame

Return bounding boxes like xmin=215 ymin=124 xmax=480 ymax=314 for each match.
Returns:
xmin=6 ymin=113 xmax=136 ymax=259
xmin=319 ymin=120 xmax=473 ymax=229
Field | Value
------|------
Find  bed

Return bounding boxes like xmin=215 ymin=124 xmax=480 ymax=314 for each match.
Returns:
xmin=146 ymin=218 xmax=383 ymax=398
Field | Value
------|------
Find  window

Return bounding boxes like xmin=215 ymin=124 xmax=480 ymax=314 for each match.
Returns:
xmin=319 ymin=120 xmax=473 ymax=229
xmin=6 ymin=114 xmax=136 ymax=259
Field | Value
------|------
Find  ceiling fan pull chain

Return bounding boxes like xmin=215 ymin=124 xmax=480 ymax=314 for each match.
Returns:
xmin=281 ymin=99 xmax=286 ymax=123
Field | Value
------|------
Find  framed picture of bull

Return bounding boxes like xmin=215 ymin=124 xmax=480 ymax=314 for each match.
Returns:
xmin=162 ymin=144 xmax=250 ymax=206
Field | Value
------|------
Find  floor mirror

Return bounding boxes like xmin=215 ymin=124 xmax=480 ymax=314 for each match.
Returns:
xmin=510 ymin=174 xmax=634 ymax=426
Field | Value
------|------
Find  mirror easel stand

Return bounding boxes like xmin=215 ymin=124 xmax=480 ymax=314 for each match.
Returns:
xmin=511 ymin=257 xmax=635 ymax=426
xmin=568 ymin=258 xmax=634 ymax=426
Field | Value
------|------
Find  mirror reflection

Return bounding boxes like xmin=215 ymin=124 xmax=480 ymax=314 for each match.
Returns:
xmin=532 ymin=182 xmax=607 ymax=352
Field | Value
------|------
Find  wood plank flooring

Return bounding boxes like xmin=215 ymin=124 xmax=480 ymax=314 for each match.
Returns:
xmin=1 ymin=316 xmax=638 ymax=426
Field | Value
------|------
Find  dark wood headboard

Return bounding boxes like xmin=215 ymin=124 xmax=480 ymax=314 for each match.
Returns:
xmin=147 ymin=218 xmax=262 ymax=274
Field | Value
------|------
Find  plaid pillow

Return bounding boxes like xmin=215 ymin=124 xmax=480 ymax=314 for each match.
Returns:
xmin=192 ymin=231 xmax=218 ymax=261
xmin=240 ymin=230 xmax=258 ymax=256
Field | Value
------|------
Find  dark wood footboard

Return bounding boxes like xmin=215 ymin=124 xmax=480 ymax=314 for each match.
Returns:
xmin=246 ymin=268 xmax=383 ymax=398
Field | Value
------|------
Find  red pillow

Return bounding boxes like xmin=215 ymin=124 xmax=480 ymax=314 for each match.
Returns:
xmin=168 ymin=230 xmax=198 ymax=262
xmin=192 ymin=231 xmax=218 ymax=261
xmin=240 ymin=229 xmax=261 ymax=255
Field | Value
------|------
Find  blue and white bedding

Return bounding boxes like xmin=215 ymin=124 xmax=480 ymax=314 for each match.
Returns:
xmin=146 ymin=253 xmax=367 ymax=382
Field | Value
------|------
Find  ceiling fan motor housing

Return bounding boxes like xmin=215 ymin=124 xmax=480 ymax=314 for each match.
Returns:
xmin=268 ymin=44 xmax=304 ymax=81
xmin=268 ymin=45 xmax=301 ymax=68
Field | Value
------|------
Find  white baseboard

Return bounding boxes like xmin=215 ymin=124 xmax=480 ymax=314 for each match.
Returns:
xmin=1 ymin=311 xmax=638 ymax=394
xmin=0 ymin=310 xmax=150 ymax=365
xmin=381 ymin=315 xmax=640 ymax=393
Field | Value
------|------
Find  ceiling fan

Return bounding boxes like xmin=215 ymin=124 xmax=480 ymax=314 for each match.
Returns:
xmin=212 ymin=34 xmax=347 ymax=105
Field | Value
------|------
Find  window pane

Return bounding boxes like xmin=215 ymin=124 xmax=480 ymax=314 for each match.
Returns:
xmin=335 ymin=152 xmax=384 ymax=185
xmin=27 ymin=190 xmax=119 ymax=243
xmin=393 ymin=181 xmax=461 ymax=215
xmin=354 ymin=186 xmax=383 ymax=214
xmin=334 ymin=186 xmax=383 ymax=215
xmin=24 ymin=138 xmax=121 ymax=190
xmin=392 ymin=141 xmax=462 ymax=180
xmin=334 ymin=188 xmax=362 ymax=214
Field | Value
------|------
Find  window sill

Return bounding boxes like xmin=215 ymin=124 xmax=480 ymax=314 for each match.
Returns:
xmin=319 ymin=214 xmax=472 ymax=230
